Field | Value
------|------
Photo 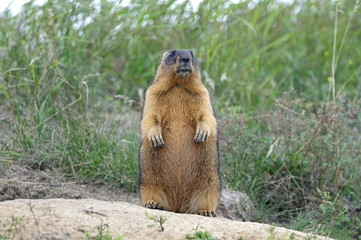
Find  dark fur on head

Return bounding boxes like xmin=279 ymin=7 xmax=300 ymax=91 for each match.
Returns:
xmin=163 ymin=49 xmax=198 ymax=77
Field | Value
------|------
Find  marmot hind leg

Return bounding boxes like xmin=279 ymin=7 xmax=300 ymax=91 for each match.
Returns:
xmin=187 ymin=188 xmax=220 ymax=217
xmin=140 ymin=184 xmax=169 ymax=211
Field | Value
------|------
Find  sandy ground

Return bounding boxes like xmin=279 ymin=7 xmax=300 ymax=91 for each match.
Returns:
xmin=0 ymin=198 xmax=333 ymax=240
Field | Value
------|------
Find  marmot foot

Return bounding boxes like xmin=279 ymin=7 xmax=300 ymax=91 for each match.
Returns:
xmin=196 ymin=210 xmax=216 ymax=217
xmin=144 ymin=200 xmax=163 ymax=210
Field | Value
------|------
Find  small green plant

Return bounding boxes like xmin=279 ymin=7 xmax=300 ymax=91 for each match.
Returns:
xmin=302 ymin=232 xmax=318 ymax=240
xmin=7 ymin=215 xmax=24 ymax=234
xmin=312 ymin=188 xmax=354 ymax=238
xmin=144 ymin=211 xmax=167 ymax=232
xmin=0 ymin=215 xmax=25 ymax=239
xmin=27 ymin=202 xmax=40 ymax=235
xmin=85 ymin=221 xmax=124 ymax=240
xmin=267 ymin=224 xmax=297 ymax=240
xmin=317 ymin=188 xmax=349 ymax=225
xmin=267 ymin=223 xmax=278 ymax=240
xmin=289 ymin=233 xmax=296 ymax=240
xmin=185 ymin=226 xmax=220 ymax=240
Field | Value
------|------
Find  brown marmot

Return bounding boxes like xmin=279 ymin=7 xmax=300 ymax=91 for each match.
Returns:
xmin=138 ymin=49 xmax=220 ymax=217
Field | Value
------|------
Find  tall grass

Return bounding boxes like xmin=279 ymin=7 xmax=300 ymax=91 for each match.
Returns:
xmin=0 ymin=49 xmax=140 ymax=190
xmin=1 ymin=0 xmax=360 ymax=109
xmin=1 ymin=0 xmax=361 ymax=239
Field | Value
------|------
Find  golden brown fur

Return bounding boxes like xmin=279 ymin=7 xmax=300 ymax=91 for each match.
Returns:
xmin=138 ymin=49 xmax=220 ymax=216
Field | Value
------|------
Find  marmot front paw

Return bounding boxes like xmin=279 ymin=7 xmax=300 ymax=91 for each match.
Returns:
xmin=194 ymin=127 xmax=210 ymax=142
xmin=147 ymin=126 xmax=164 ymax=147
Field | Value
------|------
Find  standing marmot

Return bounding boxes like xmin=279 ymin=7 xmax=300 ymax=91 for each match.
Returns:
xmin=138 ymin=49 xmax=220 ymax=217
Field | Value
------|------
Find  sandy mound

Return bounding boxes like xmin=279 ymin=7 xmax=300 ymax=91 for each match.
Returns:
xmin=0 ymin=199 xmax=332 ymax=240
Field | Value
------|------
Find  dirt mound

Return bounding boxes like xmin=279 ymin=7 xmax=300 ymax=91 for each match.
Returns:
xmin=0 ymin=199 xmax=332 ymax=240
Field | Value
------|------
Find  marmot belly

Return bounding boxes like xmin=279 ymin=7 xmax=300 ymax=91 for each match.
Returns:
xmin=141 ymin=121 xmax=214 ymax=210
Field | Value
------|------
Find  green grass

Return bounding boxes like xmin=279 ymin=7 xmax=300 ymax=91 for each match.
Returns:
xmin=1 ymin=0 xmax=361 ymax=239
xmin=85 ymin=221 xmax=124 ymax=240
xmin=1 ymin=0 xmax=360 ymax=110
xmin=144 ymin=211 xmax=168 ymax=232
xmin=219 ymin=93 xmax=361 ymax=239
xmin=185 ymin=226 xmax=220 ymax=240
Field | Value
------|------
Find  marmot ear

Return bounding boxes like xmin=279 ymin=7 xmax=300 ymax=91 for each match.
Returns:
xmin=189 ymin=50 xmax=194 ymax=58
xmin=162 ymin=52 xmax=169 ymax=59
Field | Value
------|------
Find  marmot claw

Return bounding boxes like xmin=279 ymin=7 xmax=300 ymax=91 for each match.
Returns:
xmin=196 ymin=210 xmax=216 ymax=217
xmin=145 ymin=200 xmax=163 ymax=210
xmin=149 ymin=133 xmax=164 ymax=147
xmin=194 ymin=128 xmax=210 ymax=142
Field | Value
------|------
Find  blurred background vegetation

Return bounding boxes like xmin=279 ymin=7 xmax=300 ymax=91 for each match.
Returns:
xmin=1 ymin=0 xmax=360 ymax=239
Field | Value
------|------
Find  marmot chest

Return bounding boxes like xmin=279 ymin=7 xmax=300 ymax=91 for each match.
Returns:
xmin=160 ymin=86 xmax=199 ymax=126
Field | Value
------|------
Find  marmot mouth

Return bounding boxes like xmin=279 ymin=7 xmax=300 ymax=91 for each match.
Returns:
xmin=176 ymin=67 xmax=192 ymax=76
xmin=177 ymin=69 xmax=192 ymax=77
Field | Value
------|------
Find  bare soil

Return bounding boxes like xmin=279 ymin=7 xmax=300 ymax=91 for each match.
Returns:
xmin=0 ymin=198 xmax=334 ymax=240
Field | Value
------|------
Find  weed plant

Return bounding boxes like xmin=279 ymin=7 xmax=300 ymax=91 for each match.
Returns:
xmin=185 ymin=226 xmax=220 ymax=240
xmin=1 ymin=0 xmax=361 ymax=239
xmin=144 ymin=211 xmax=168 ymax=232
xmin=85 ymin=221 xmax=124 ymax=240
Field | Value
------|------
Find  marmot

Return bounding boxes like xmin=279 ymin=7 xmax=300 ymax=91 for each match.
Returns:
xmin=138 ymin=49 xmax=220 ymax=217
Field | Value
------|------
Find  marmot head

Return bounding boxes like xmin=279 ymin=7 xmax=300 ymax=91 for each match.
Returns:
xmin=161 ymin=49 xmax=199 ymax=78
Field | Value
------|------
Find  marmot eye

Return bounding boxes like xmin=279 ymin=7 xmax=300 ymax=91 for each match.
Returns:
xmin=169 ymin=51 xmax=175 ymax=57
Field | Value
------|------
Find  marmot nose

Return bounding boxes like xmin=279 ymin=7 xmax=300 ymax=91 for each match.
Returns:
xmin=180 ymin=57 xmax=190 ymax=64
